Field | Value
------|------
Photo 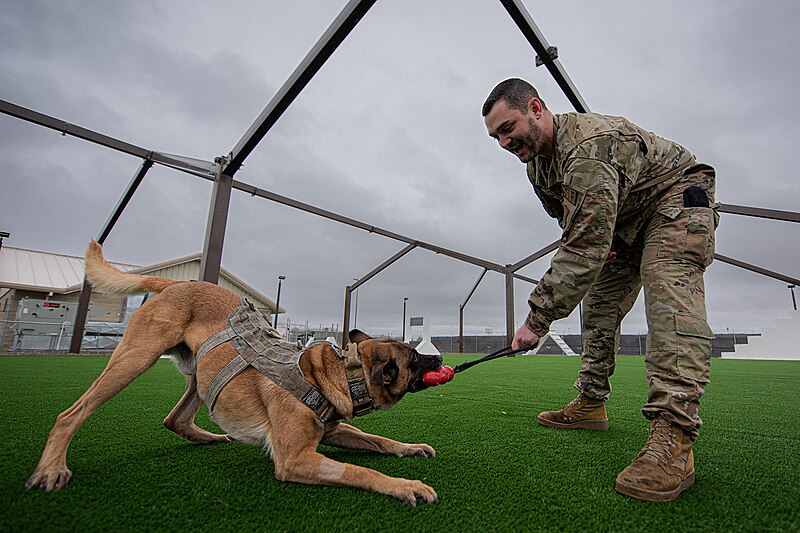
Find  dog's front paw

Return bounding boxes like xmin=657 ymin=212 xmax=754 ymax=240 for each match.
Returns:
xmin=392 ymin=479 xmax=438 ymax=507
xmin=26 ymin=467 xmax=72 ymax=492
xmin=399 ymin=443 xmax=435 ymax=458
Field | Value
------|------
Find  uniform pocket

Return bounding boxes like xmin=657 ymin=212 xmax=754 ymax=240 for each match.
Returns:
xmin=686 ymin=208 xmax=715 ymax=267
xmin=675 ymin=314 xmax=712 ymax=383
xmin=656 ymin=206 xmax=715 ymax=268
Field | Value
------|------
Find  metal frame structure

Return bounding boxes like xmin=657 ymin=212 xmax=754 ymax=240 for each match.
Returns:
xmin=2 ymin=0 xmax=799 ymax=353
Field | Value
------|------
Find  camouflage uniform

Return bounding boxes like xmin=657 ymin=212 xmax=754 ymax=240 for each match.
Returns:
xmin=525 ymin=112 xmax=717 ymax=439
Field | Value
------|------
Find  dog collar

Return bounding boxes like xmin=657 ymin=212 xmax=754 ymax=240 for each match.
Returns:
xmin=342 ymin=343 xmax=374 ymax=417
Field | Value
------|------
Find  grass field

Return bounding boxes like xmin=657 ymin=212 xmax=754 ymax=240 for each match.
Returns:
xmin=2 ymin=353 xmax=798 ymax=532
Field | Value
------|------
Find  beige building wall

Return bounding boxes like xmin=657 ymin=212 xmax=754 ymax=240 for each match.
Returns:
xmin=140 ymin=260 xmax=276 ymax=316
xmin=144 ymin=262 xmax=200 ymax=283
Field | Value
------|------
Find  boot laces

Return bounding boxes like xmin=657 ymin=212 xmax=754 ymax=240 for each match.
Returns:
xmin=641 ymin=417 xmax=675 ymax=463
xmin=567 ymin=395 xmax=585 ymax=408
xmin=564 ymin=394 xmax=587 ymax=414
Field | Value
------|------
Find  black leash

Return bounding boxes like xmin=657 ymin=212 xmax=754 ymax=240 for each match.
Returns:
xmin=453 ymin=343 xmax=539 ymax=374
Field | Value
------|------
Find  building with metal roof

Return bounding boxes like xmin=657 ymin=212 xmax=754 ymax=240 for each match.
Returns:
xmin=0 ymin=246 xmax=283 ymax=351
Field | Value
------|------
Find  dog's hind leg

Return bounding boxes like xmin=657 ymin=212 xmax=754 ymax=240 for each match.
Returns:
xmin=26 ymin=330 xmax=175 ymax=492
xmin=163 ymin=372 xmax=231 ymax=444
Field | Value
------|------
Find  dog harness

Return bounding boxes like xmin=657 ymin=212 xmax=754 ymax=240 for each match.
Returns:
xmin=195 ymin=298 xmax=373 ymax=423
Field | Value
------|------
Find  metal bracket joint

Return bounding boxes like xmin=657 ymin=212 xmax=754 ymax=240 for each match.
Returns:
xmin=535 ymin=46 xmax=558 ymax=67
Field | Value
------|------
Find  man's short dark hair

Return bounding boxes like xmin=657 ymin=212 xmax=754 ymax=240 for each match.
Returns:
xmin=481 ymin=78 xmax=547 ymax=117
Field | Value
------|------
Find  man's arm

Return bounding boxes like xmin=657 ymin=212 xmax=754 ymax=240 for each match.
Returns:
xmin=523 ymin=156 xmax=620 ymax=337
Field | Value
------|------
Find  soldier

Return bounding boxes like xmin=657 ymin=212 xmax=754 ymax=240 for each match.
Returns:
xmin=482 ymin=78 xmax=718 ymax=502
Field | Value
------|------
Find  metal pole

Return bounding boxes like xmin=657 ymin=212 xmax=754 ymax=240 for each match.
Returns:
xmin=459 ymin=268 xmax=488 ymax=354
xmin=353 ymin=279 xmax=359 ymax=328
xmin=510 ymin=240 xmax=559 ymax=272
xmin=70 ymin=160 xmax=156 ymax=354
xmin=505 ymin=267 xmax=515 ymax=346
xmin=224 ymin=0 xmax=378 ymax=176
xmin=343 ymin=243 xmax=416 ymax=341
xmin=232 ymin=180 xmax=503 ymax=272
xmin=498 ymin=0 xmax=590 ymax=113
xmin=0 ymin=99 xmax=215 ymax=179
xmin=97 ymin=160 xmax=154 ymax=244
xmin=1 ymin=298 xmax=10 ymax=349
xmin=69 ymin=278 xmax=92 ymax=353
xmin=718 ymin=204 xmax=800 ymax=224
xmin=342 ymin=286 xmax=353 ymax=344
xmin=790 ymin=285 xmax=797 ymax=311
xmin=714 ymin=254 xmax=800 ymax=286
xmin=273 ymin=275 xmax=285 ymax=327
xmin=402 ymin=298 xmax=409 ymax=340
xmin=459 ymin=305 xmax=464 ymax=353
xmin=199 ymin=161 xmax=233 ymax=284
xmin=578 ymin=301 xmax=584 ymax=353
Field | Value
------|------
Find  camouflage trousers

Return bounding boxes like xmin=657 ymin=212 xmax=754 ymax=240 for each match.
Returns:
xmin=576 ymin=177 xmax=717 ymax=439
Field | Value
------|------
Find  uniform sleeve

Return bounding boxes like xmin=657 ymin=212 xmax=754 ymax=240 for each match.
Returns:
xmin=525 ymin=156 xmax=620 ymax=335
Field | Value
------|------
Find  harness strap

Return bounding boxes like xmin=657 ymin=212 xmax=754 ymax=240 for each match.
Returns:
xmin=196 ymin=300 xmax=375 ymax=421
xmin=205 ymin=354 xmax=250 ymax=411
xmin=343 ymin=343 xmax=373 ymax=417
xmin=195 ymin=327 xmax=236 ymax=369
xmin=630 ymin=158 xmax=696 ymax=193
xmin=195 ymin=298 xmax=349 ymax=423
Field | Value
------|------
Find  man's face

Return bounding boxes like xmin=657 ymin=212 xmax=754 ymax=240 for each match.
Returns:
xmin=484 ymin=99 xmax=546 ymax=163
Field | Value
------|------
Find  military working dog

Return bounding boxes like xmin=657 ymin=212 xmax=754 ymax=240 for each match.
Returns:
xmin=27 ymin=241 xmax=442 ymax=506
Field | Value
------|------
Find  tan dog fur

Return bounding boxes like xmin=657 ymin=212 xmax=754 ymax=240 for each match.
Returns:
xmin=26 ymin=241 xmax=440 ymax=506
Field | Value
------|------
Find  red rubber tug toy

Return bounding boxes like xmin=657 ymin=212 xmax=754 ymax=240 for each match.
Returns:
xmin=421 ymin=343 xmax=539 ymax=388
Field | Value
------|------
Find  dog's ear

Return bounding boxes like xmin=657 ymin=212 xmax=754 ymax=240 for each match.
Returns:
xmin=369 ymin=356 xmax=398 ymax=386
xmin=348 ymin=329 xmax=371 ymax=344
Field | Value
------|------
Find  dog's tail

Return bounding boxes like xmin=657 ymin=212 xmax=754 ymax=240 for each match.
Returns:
xmin=85 ymin=240 xmax=176 ymax=295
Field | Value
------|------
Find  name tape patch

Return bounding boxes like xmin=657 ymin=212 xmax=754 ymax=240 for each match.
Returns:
xmin=349 ymin=380 xmax=368 ymax=400
xmin=301 ymin=388 xmax=325 ymax=410
xmin=563 ymin=185 xmax=579 ymax=205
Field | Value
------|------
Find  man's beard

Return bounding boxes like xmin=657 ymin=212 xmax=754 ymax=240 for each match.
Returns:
xmin=517 ymin=117 xmax=545 ymax=163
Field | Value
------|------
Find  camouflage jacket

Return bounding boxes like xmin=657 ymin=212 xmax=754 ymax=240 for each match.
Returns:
xmin=524 ymin=112 xmax=713 ymax=335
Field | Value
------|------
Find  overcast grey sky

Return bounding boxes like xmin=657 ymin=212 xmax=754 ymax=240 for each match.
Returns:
xmin=2 ymin=1 xmax=799 ymax=338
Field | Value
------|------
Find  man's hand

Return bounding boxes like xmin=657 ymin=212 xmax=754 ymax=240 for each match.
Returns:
xmin=512 ymin=323 xmax=541 ymax=351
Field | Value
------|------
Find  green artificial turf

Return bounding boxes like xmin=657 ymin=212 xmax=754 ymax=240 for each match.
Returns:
xmin=1 ymin=353 xmax=798 ymax=532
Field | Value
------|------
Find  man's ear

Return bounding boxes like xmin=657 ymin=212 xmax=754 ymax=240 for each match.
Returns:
xmin=348 ymin=329 xmax=371 ymax=344
xmin=528 ymin=97 xmax=543 ymax=116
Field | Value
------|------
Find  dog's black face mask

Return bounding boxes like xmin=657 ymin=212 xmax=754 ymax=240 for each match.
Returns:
xmin=349 ymin=330 xmax=443 ymax=408
xmin=406 ymin=350 xmax=443 ymax=393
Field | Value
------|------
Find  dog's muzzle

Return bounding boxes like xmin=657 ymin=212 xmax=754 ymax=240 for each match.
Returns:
xmin=407 ymin=351 xmax=443 ymax=393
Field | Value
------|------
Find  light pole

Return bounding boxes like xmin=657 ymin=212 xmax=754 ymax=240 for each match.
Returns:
xmin=353 ymin=278 xmax=359 ymax=328
xmin=273 ymin=275 xmax=285 ymax=328
xmin=402 ymin=297 xmax=408 ymax=341
xmin=790 ymin=285 xmax=797 ymax=311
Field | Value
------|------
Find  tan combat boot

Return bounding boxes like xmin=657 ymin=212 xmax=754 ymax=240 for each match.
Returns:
xmin=615 ymin=416 xmax=695 ymax=502
xmin=537 ymin=394 xmax=609 ymax=430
